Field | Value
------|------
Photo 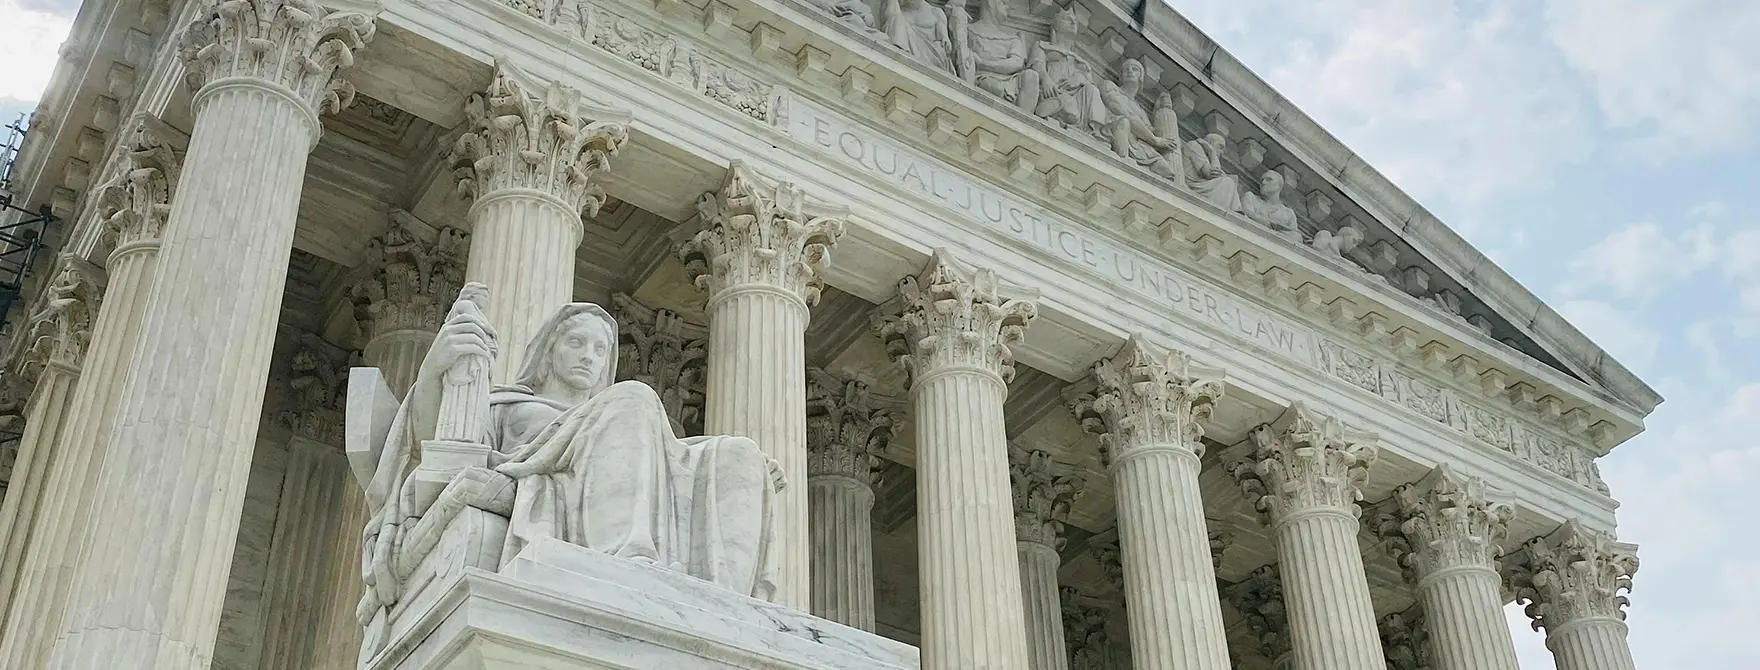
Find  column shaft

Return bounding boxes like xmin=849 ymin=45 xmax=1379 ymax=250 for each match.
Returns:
xmin=808 ymin=474 xmax=875 ymax=630
xmin=0 ymin=364 xmax=79 ymax=614
xmin=463 ymin=193 xmax=579 ymax=381
xmin=1017 ymin=540 xmax=1067 ymax=670
xmin=363 ymin=330 xmax=435 ymax=395
xmin=1547 ymin=618 xmax=1637 ymax=670
xmin=256 ymin=438 xmax=348 ymax=669
xmin=1276 ymin=510 xmax=1387 ymax=670
xmin=1421 ymin=566 xmax=1521 ymax=670
xmin=1113 ymin=446 xmax=1230 ymax=670
xmin=50 ymin=81 xmax=318 ymax=668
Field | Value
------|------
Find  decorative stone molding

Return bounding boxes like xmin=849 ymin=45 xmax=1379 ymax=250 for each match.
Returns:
xmin=453 ymin=60 xmax=630 ymax=218
xmin=1070 ymin=335 xmax=1222 ymax=466
xmin=93 ymin=117 xmax=182 ymax=252
xmin=350 ymin=212 xmax=470 ymax=342
xmin=1226 ymin=565 xmax=1290 ymax=663
xmin=1090 ymin=536 xmax=1123 ymax=593
xmin=1230 ymin=403 xmax=1378 ymax=525
xmin=178 ymin=0 xmax=377 ymax=116
xmin=21 ymin=256 xmax=105 ymax=374
xmin=611 ymin=294 xmax=709 ymax=437
xmin=1208 ymin=526 xmax=1230 ymax=572
xmin=678 ymin=161 xmax=846 ymax=306
xmin=875 ymin=250 xmax=1038 ymax=385
xmin=1007 ymin=444 xmax=1081 ymax=548
xmin=277 ymin=333 xmax=355 ymax=445
xmin=1060 ymin=586 xmax=1110 ymax=670
xmin=1508 ymin=521 xmax=1639 ymax=633
xmin=804 ymin=368 xmax=898 ymax=483
xmin=1379 ymin=606 xmax=1432 ymax=670
xmin=1375 ymin=464 xmax=1513 ymax=584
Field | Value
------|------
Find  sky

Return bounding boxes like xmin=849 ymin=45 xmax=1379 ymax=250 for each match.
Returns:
xmin=0 ymin=0 xmax=1753 ymax=667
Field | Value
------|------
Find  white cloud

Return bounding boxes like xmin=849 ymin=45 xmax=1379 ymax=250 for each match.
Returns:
xmin=1556 ymin=300 xmax=1660 ymax=371
xmin=1562 ymin=222 xmax=1716 ymax=300
xmin=0 ymin=0 xmax=71 ymax=105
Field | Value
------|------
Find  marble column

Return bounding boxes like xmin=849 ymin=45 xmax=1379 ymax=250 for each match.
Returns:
xmin=1226 ymin=565 xmax=1293 ymax=670
xmin=455 ymin=62 xmax=628 ymax=382
xmin=48 ymin=3 xmax=377 ymax=666
xmin=680 ymin=162 xmax=845 ymax=609
xmin=1010 ymin=445 xmax=1082 ymax=670
xmin=1509 ymin=520 xmax=1640 ymax=670
xmin=876 ymin=251 xmax=1037 ymax=669
xmin=1229 ymin=403 xmax=1386 ymax=670
xmin=804 ymin=369 xmax=897 ymax=630
xmin=1376 ymin=464 xmax=1520 ymax=670
xmin=1380 ymin=605 xmax=1431 ymax=670
xmin=1072 ymin=336 xmax=1231 ymax=670
xmin=1062 ymin=587 xmax=1111 ymax=670
xmin=0 ymin=120 xmax=180 ymax=670
xmin=0 ymin=257 xmax=104 ymax=621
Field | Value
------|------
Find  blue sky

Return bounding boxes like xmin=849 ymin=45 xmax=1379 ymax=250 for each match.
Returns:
xmin=2 ymin=0 xmax=1752 ymax=667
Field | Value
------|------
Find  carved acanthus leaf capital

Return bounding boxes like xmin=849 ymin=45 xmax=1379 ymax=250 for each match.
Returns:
xmin=1379 ymin=606 xmax=1432 ymax=670
xmin=95 ymin=117 xmax=182 ymax=251
xmin=678 ymin=162 xmax=846 ymax=307
xmin=1072 ymin=335 xmax=1224 ymax=466
xmin=22 ymin=255 xmax=105 ymax=374
xmin=454 ymin=60 xmax=630 ymax=217
xmin=1226 ymin=565 xmax=1290 ymax=662
xmin=1060 ymin=586 xmax=1111 ymax=670
xmin=278 ymin=333 xmax=356 ymax=444
xmin=351 ymin=211 xmax=469 ymax=341
xmin=1008 ymin=444 xmax=1082 ymax=547
xmin=613 ymin=294 xmax=708 ymax=436
xmin=179 ymin=0 xmax=378 ymax=118
xmin=1229 ymin=402 xmax=1379 ymax=525
xmin=1209 ymin=525 xmax=1232 ymax=572
xmin=804 ymin=368 xmax=898 ymax=483
xmin=875 ymin=250 xmax=1037 ymax=385
xmin=1508 ymin=520 xmax=1639 ymax=632
xmin=1375 ymin=464 xmax=1513 ymax=583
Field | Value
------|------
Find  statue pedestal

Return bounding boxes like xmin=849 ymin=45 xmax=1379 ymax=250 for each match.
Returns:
xmin=366 ymin=537 xmax=920 ymax=670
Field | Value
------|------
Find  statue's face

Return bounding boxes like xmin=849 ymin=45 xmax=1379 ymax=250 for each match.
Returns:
xmin=550 ymin=314 xmax=612 ymax=391
xmin=1260 ymin=171 xmax=1283 ymax=196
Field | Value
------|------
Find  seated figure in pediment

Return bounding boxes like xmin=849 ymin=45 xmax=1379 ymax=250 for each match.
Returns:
xmin=966 ymin=0 xmax=1041 ymax=112
xmin=1097 ymin=59 xmax=1182 ymax=179
xmin=1183 ymin=132 xmax=1243 ymax=212
xmin=1309 ymin=223 xmax=1363 ymax=258
xmin=882 ymin=0 xmax=957 ymax=74
xmin=810 ymin=0 xmax=881 ymax=32
xmin=1029 ymin=7 xmax=1109 ymax=134
xmin=1241 ymin=170 xmax=1300 ymax=241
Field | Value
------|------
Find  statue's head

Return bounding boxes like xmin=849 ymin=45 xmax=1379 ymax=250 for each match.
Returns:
xmin=1259 ymin=170 xmax=1284 ymax=197
xmin=1156 ymin=91 xmax=1173 ymax=110
xmin=515 ymin=303 xmax=619 ymax=398
xmin=1121 ymin=58 xmax=1144 ymax=87
xmin=1204 ymin=132 xmax=1226 ymax=150
xmin=1337 ymin=224 xmax=1364 ymax=251
xmin=1053 ymin=7 xmax=1078 ymax=42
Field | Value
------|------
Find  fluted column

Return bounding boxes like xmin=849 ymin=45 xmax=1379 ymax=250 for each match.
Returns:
xmin=0 ymin=257 xmax=104 ymax=620
xmin=0 ymin=119 xmax=180 ymax=670
xmin=1227 ymin=565 xmax=1293 ymax=670
xmin=454 ymin=62 xmax=628 ymax=381
xmin=1509 ymin=521 xmax=1640 ymax=670
xmin=876 ymin=250 xmax=1037 ymax=669
xmin=49 ymin=3 xmax=377 ymax=667
xmin=681 ymin=162 xmax=846 ymax=609
xmin=803 ymin=370 xmax=896 ymax=630
xmin=1376 ymin=464 xmax=1519 ymax=670
xmin=1071 ymin=336 xmax=1230 ymax=670
xmin=1010 ymin=445 xmax=1082 ymax=670
xmin=1229 ymin=403 xmax=1386 ymax=670
xmin=1380 ymin=606 xmax=1430 ymax=670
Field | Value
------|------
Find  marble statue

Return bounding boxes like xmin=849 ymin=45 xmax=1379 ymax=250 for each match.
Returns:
xmin=356 ymin=287 xmax=781 ymax=649
xmin=882 ymin=0 xmax=956 ymax=74
xmin=1097 ymin=58 xmax=1181 ymax=179
xmin=1029 ymin=7 xmax=1108 ymax=133
xmin=946 ymin=0 xmax=976 ymax=83
xmin=1309 ymin=223 xmax=1364 ymax=258
xmin=1183 ymin=132 xmax=1242 ymax=212
xmin=1241 ymin=170 xmax=1299 ymax=241
xmin=967 ymin=0 xmax=1040 ymax=113
xmin=810 ymin=0 xmax=880 ymax=32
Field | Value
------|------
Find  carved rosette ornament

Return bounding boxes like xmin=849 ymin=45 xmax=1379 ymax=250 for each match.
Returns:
xmin=1230 ymin=403 xmax=1379 ymax=525
xmin=1375 ymin=464 xmax=1513 ymax=584
xmin=1060 ymin=587 xmax=1110 ymax=670
xmin=1509 ymin=521 xmax=1639 ymax=632
xmin=804 ymin=369 xmax=898 ymax=484
xmin=351 ymin=213 xmax=470 ymax=341
xmin=1227 ymin=565 xmax=1291 ymax=663
xmin=277 ymin=334 xmax=356 ymax=445
xmin=21 ymin=257 xmax=105 ymax=374
xmin=1008 ymin=444 xmax=1082 ymax=548
xmin=1072 ymin=336 xmax=1223 ymax=467
xmin=94 ymin=120 xmax=181 ymax=251
xmin=876 ymin=251 xmax=1038 ymax=384
xmin=178 ymin=0 xmax=377 ymax=117
xmin=611 ymin=294 xmax=709 ymax=436
xmin=453 ymin=62 xmax=630 ymax=218
xmin=1379 ymin=606 xmax=1432 ymax=670
xmin=678 ymin=162 xmax=846 ymax=306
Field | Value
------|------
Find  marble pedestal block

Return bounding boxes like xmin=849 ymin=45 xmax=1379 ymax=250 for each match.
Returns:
xmin=369 ymin=537 xmax=919 ymax=670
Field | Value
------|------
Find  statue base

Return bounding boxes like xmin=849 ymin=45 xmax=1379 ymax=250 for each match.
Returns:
xmin=365 ymin=537 xmax=920 ymax=669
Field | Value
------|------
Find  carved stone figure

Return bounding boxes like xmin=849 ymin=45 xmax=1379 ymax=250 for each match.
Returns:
xmin=1183 ymin=132 xmax=1242 ymax=212
xmin=1097 ymin=59 xmax=1181 ymax=179
xmin=1241 ymin=170 xmax=1300 ymax=240
xmin=966 ymin=0 xmax=1039 ymax=112
xmin=1310 ymin=223 xmax=1364 ymax=258
xmin=945 ymin=0 xmax=975 ymax=83
xmin=881 ymin=0 xmax=956 ymax=75
xmin=809 ymin=0 xmax=879 ymax=32
xmin=1029 ymin=8 xmax=1107 ymax=133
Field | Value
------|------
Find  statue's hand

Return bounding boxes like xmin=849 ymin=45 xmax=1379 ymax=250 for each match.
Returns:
xmin=766 ymin=456 xmax=787 ymax=493
xmin=418 ymin=309 xmax=497 ymax=391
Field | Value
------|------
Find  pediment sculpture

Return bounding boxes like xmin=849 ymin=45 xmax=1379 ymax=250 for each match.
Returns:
xmin=351 ymin=283 xmax=780 ymax=661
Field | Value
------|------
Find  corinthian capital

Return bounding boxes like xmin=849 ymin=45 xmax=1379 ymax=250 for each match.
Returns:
xmin=1061 ymin=587 xmax=1110 ymax=670
xmin=1072 ymin=335 xmax=1224 ymax=466
xmin=22 ymin=255 xmax=105 ymax=374
xmin=178 ymin=0 xmax=377 ymax=116
xmin=678 ymin=162 xmax=846 ymax=306
xmin=613 ymin=294 xmax=709 ymax=436
xmin=350 ymin=211 xmax=469 ymax=341
xmin=1508 ymin=520 xmax=1639 ymax=633
xmin=94 ymin=116 xmax=183 ymax=252
xmin=805 ymin=369 xmax=898 ymax=484
xmin=1226 ymin=564 xmax=1290 ymax=663
xmin=278 ymin=333 xmax=356 ymax=444
xmin=1379 ymin=605 xmax=1431 ymax=670
xmin=454 ymin=60 xmax=630 ymax=218
xmin=1375 ymin=464 xmax=1513 ymax=583
xmin=1009 ymin=444 xmax=1082 ymax=548
xmin=1229 ymin=403 xmax=1378 ymax=525
xmin=875 ymin=250 xmax=1037 ymax=385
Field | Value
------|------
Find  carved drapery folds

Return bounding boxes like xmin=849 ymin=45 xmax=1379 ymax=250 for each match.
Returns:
xmin=351 ymin=212 xmax=470 ymax=341
xmin=1071 ymin=335 xmax=1223 ymax=466
xmin=1380 ymin=606 xmax=1432 ymax=670
xmin=612 ymin=294 xmax=709 ymax=436
xmin=178 ymin=0 xmax=377 ymax=116
xmin=21 ymin=257 xmax=104 ymax=374
xmin=1227 ymin=564 xmax=1291 ymax=664
xmin=1230 ymin=403 xmax=1378 ymax=525
xmin=1508 ymin=521 xmax=1639 ymax=632
xmin=1060 ymin=586 xmax=1109 ymax=670
xmin=876 ymin=250 xmax=1037 ymax=385
xmin=678 ymin=162 xmax=846 ymax=306
xmin=1375 ymin=464 xmax=1513 ymax=583
xmin=277 ymin=334 xmax=355 ymax=445
xmin=1008 ymin=444 xmax=1081 ymax=547
xmin=453 ymin=61 xmax=630 ymax=218
xmin=93 ymin=118 xmax=181 ymax=252
xmin=805 ymin=369 xmax=898 ymax=483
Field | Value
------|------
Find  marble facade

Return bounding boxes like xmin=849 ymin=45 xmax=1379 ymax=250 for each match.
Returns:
xmin=0 ymin=0 xmax=1657 ymax=669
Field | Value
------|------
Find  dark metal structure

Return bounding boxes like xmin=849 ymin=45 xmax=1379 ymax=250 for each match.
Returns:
xmin=0 ymin=113 xmax=56 ymax=339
